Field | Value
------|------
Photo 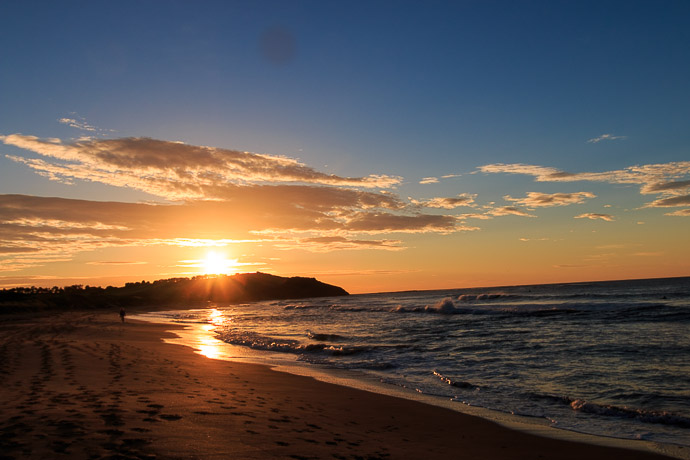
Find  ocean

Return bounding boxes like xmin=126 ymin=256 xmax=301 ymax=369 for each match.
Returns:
xmin=136 ymin=276 xmax=690 ymax=448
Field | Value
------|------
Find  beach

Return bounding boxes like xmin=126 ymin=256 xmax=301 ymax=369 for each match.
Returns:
xmin=0 ymin=309 xmax=680 ymax=460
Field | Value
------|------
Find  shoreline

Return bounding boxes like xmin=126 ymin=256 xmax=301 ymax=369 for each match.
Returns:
xmin=138 ymin=310 xmax=689 ymax=459
xmin=0 ymin=309 xmax=684 ymax=459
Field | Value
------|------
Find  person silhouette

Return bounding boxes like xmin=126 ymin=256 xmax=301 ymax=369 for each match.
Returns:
xmin=119 ymin=307 xmax=126 ymax=323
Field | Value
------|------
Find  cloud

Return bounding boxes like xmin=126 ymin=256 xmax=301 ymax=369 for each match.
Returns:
xmin=5 ymin=217 xmax=129 ymax=231
xmin=457 ymin=213 xmax=493 ymax=220
xmin=641 ymin=180 xmax=690 ymax=194
xmin=0 ymin=190 xmax=477 ymax=272
xmin=587 ymin=133 xmax=627 ymax=143
xmin=414 ymin=194 xmax=476 ymax=209
xmin=58 ymin=117 xmax=97 ymax=132
xmin=419 ymin=177 xmax=439 ymax=184
xmin=479 ymin=163 xmax=572 ymax=180
xmin=574 ymin=213 xmax=615 ymax=221
xmin=479 ymin=162 xmax=690 ymax=188
xmin=274 ymin=236 xmax=404 ymax=252
xmin=479 ymin=161 xmax=690 ymax=210
xmin=1 ymin=135 xmax=402 ymax=200
xmin=488 ymin=207 xmax=536 ymax=217
xmin=86 ymin=261 xmax=147 ymax=265
xmin=665 ymin=209 xmax=690 ymax=216
xmin=504 ymin=191 xmax=595 ymax=208
xmin=341 ymin=212 xmax=462 ymax=234
xmin=645 ymin=195 xmax=690 ymax=207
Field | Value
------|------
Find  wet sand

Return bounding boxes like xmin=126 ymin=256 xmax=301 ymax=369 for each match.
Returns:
xmin=0 ymin=310 xmax=678 ymax=459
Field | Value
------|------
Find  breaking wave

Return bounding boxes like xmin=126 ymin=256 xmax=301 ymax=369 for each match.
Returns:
xmin=307 ymin=331 xmax=347 ymax=342
xmin=393 ymin=298 xmax=466 ymax=314
xmin=433 ymin=370 xmax=480 ymax=390
xmin=568 ymin=399 xmax=690 ymax=429
xmin=215 ymin=330 xmax=368 ymax=356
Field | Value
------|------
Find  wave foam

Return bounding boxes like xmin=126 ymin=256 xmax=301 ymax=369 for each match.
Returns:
xmin=433 ymin=370 xmax=480 ymax=390
xmin=458 ymin=293 xmax=507 ymax=302
xmin=570 ymin=399 xmax=690 ymax=428
xmin=216 ymin=331 xmax=367 ymax=356
xmin=394 ymin=298 xmax=465 ymax=314
xmin=307 ymin=331 xmax=346 ymax=342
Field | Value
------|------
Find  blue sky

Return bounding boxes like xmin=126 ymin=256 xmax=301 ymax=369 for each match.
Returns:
xmin=1 ymin=1 xmax=688 ymax=291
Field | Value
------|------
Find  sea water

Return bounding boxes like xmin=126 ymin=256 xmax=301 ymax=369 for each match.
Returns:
xmin=136 ymin=276 xmax=690 ymax=448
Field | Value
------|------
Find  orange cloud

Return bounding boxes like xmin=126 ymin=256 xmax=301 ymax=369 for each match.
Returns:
xmin=480 ymin=162 xmax=690 ymax=187
xmin=574 ymin=213 xmax=615 ymax=221
xmin=504 ymin=191 xmax=595 ymax=208
xmin=0 ymin=189 xmax=474 ymax=272
xmin=480 ymin=161 xmax=690 ymax=211
xmin=488 ymin=207 xmax=536 ymax=217
xmin=274 ymin=236 xmax=404 ymax=252
xmin=645 ymin=195 xmax=690 ymax=207
xmin=414 ymin=194 xmax=476 ymax=209
xmin=665 ymin=209 xmax=690 ymax=216
xmin=2 ymin=135 xmax=402 ymax=200
xmin=641 ymin=180 xmax=690 ymax=194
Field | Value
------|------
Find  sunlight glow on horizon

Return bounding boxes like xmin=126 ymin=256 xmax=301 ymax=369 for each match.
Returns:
xmin=0 ymin=2 xmax=688 ymax=293
xmin=201 ymin=251 xmax=238 ymax=275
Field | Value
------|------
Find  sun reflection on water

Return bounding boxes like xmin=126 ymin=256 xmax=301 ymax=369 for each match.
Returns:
xmin=208 ymin=308 xmax=229 ymax=326
xmin=195 ymin=308 xmax=231 ymax=359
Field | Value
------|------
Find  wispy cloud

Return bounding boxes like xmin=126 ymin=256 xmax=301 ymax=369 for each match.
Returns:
xmin=665 ymin=209 xmax=690 ymax=216
xmin=0 ymin=187 xmax=476 ymax=271
xmin=640 ymin=179 xmax=690 ymax=194
xmin=456 ymin=213 xmax=493 ymax=220
xmin=479 ymin=161 xmax=690 ymax=210
xmin=1 ymin=135 xmax=402 ymax=199
xmin=504 ymin=191 xmax=595 ymax=208
xmin=419 ymin=177 xmax=439 ymax=184
xmin=587 ymin=133 xmax=626 ymax=143
xmin=488 ymin=207 xmax=536 ymax=217
xmin=86 ymin=261 xmax=147 ymax=265
xmin=58 ymin=113 xmax=115 ymax=136
xmin=574 ymin=213 xmax=615 ymax=221
xmin=274 ymin=236 xmax=404 ymax=252
xmin=644 ymin=195 xmax=690 ymax=207
xmin=0 ymin=132 xmax=499 ymax=271
xmin=479 ymin=162 xmax=690 ymax=188
xmin=340 ymin=212 xmax=461 ymax=234
xmin=59 ymin=117 xmax=97 ymax=132
xmin=413 ymin=194 xmax=476 ymax=209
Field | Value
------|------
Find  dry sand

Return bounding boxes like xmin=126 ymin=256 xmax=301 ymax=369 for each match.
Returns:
xmin=0 ymin=310 xmax=678 ymax=459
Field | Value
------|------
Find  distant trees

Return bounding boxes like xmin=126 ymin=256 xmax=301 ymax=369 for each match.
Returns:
xmin=0 ymin=273 xmax=348 ymax=313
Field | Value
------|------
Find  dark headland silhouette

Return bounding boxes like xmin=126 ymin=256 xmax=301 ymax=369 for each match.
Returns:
xmin=0 ymin=272 xmax=348 ymax=313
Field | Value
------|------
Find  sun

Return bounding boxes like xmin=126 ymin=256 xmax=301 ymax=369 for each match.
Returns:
xmin=201 ymin=251 xmax=236 ymax=275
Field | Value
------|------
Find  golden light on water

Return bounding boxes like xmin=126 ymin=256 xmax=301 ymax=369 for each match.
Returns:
xmin=196 ymin=309 xmax=230 ymax=359
xmin=197 ymin=326 xmax=223 ymax=359
xmin=208 ymin=308 xmax=229 ymax=326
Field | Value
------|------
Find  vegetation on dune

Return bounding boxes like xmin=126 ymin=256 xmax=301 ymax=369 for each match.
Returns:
xmin=0 ymin=272 xmax=348 ymax=312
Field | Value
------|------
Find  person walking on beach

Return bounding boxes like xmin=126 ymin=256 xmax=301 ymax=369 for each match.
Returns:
xmin=119 ymin=307 xmax=126 ymax=323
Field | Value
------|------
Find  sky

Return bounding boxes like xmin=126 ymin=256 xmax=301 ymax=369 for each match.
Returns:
xmin=1 ymin=0 xmax=689 ymax=294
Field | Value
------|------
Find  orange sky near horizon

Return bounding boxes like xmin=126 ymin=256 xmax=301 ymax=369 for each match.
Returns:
xmin=1 ymin=3 xmax=689 ymax=294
